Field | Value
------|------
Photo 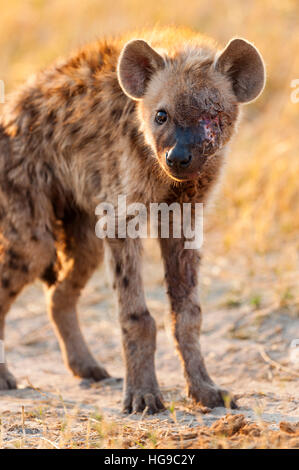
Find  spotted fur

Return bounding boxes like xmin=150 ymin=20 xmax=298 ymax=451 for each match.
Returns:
xmin=0 ymin=27 xmax=265 ymax=411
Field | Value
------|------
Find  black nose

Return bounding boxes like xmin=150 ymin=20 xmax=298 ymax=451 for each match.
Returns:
xmin=166 ymin=147 xmax=192 ymax=169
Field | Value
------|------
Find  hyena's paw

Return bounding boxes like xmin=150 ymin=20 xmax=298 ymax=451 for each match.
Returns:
xmin=123 ymin=388 xmax=165 ymax=414
xmin=70 ymin=359 xmax=110 ymax=382
xmin=188 ymin=382 xmax=238 ymax=409
xmin=0 ymin=365 xmax=17 ymax=390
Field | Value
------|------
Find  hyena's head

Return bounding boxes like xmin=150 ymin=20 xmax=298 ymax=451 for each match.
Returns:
xmin=117 ymin=36 xmax=265 ymax=182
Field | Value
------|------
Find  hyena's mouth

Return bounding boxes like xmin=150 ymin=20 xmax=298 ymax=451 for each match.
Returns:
xmin=161 ymin=163 xmax=205 ymax=182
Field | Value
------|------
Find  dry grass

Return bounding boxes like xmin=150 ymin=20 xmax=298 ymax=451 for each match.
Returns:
xmin=1 ymin=404 xmax=299 ymax=449
xmin=0 ymin=0 xmax=298 ymax=450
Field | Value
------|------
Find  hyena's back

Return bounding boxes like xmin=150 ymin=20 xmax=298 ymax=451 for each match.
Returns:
xmin=0 ymin=34 xmax=147 ymax=293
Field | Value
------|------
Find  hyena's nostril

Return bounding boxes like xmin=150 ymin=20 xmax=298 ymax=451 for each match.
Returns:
xmin=165 ymin=151 xmax=173 ymax=167
xmin=166 ymin=149 xmax=192 ymax=168
xmin=180 ymin=154 xmax=192 ymax=168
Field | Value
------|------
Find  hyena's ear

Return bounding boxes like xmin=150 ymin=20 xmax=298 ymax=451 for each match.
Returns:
xmin=117 ymin=39 xmax=165 ymax=100
xmin=215 ymin=38 xmax=265 ymax=103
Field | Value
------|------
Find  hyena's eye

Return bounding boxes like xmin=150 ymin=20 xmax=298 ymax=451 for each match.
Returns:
xmin=155 ymin=110 xmax=168 ymax=125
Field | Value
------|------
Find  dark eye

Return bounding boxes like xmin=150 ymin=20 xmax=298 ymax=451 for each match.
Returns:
xmin=155 ymin=110 xmax=168 ymax=125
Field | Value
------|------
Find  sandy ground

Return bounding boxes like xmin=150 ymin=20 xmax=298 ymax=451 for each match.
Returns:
xmin=0 ymin=238 xmax=298 ymax=447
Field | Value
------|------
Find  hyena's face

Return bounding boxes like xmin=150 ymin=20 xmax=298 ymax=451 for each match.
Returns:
xmin=118 ymin=38 xmax=265 ymax=182
xmin=137 ymin=70 xmax=239 ymax=182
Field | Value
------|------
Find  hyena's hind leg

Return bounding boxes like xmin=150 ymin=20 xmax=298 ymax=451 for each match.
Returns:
xmin=0 ymin=235 xmax=56 ymax=389
xmin=44 ymin=232 xmax=109 ymax=381
xmin=0 ymin=269 xmax=21 ymax=389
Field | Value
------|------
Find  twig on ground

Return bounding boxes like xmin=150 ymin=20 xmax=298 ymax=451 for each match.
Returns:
xmin=258 ymin=346 xmax=299 ymax=378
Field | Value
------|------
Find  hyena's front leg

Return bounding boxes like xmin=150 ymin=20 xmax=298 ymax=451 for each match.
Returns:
xmin=159 ymin=237 xmax=237 ymax=409
xmin=106 ymin=238 xmax=164 ymax=414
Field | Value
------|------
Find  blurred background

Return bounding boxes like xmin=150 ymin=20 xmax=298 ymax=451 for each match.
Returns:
xmin=0 ymin=0 xmax=298 ymax=301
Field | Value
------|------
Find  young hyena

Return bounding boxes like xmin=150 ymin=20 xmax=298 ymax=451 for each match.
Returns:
xmin=0 ymin=28 xmax=265 ymax=413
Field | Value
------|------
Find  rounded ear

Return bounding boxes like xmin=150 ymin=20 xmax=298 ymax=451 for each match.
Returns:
xmin=117 ymin=39 xmax=165 ymax=100
xmin=215 ymin=38 xmax=265 ymax=103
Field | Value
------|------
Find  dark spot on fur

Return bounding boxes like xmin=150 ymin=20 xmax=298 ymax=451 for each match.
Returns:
xmin=74 ymin=84 xmax=86 ymax=96
xmin=41 ymin=262 xmax=58 ymax=286
xmin=27 ymin=162 xmax=35 ymax=184
xmin=123 ymin=276 xmax=129 ymax=288
xmin=2 ymin=278 xmax=10 ymax=288
xmin=9 ymin=223 xmax=18 ymax=235
xmin=45 ymin=128 xmax=54 ymax=140
xmin=9 ymin=291 xmax=17 ymax=298
xmin=70 ymin=124 xmax=81 ymax=135
xmin=129 ymin=313 xmax=139 ymax=321
xmin=90 ymin=98 xmax=102 ymax=113
xmin=90 ymin=169 xmax=102 ymax=191
xmin=26 ymin=190 xmax=35 ymax=218
xmin=79 ymin=132 xmax=99 ymax=149
xmin=21 ymin=264 xmax=29 ymax=274
xmin=129 ymin=127 xmax=139 ymax=149
xmin=111 ymin=107 xmax=123 ymax=123
xmin=46 ymin=110 xmax=56 ymax=125
xmin=71 ymin=281 xmax=80 ymax=290
xmin=102 ymin=125 xmax=114 ymax=146
xmin=7 ymin=248 xmax=20 ymax=270
xmin=8 ymin=259 xmax=18 ymax=270
xmin=122 ymin=120 xmax=128 ymax=136
xmin=129 ymin=310 xmax=150 ymax=322
xmin=63 ymin=108 xmax=74 ymax=122
xmin=115 ymin=262 xmax=122 ymax=276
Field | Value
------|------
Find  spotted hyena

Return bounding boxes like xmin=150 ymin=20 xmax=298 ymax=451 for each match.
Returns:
xmin=0 ymin=28 xmax=265 ymax=413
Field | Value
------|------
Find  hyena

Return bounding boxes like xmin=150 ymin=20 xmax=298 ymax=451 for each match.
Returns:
xmin=0 ymin=28 xmax=265 ymax=413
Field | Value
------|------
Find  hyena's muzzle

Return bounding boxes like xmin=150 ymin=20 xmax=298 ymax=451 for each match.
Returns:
xmin=165 ymin=115 xmax=221 ymax=181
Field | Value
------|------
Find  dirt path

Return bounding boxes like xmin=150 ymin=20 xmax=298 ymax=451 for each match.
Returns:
xmin=0 ymin=241 xmax=298 ymax=447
